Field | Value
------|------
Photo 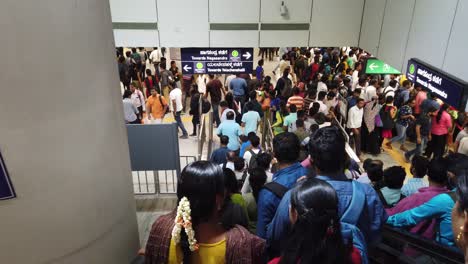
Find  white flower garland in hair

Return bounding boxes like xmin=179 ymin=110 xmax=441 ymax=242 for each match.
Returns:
xmin=171 ymin=197 xmax=199 ymax=251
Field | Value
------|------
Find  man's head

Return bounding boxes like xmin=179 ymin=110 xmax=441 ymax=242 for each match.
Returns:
xmin=131 ymin=48 xmax=137 ymax=53
xmin=369 ymin=79 xmax=378 ymax=87
xmin=170 ymin=60 xmax=176 ymax=67
xmin=367 ymin=160 xmax=384 ymax=183
xmin=427 ymin=157 xmax=448 ymax=186
xmin=358 ymin=78 xmax=367 ymax=87
xmin=414 ymin=84 xmax=423 ymax=91
xmin=245 ymin=101 xmax=254 ymax=112
xmin=383 ymin=166 xmax=406 ymax=189
xmin=402 ymin=80 xmax=412 ymax=89
xmin=327 ymin=92 xmax=336 ymax=100
xmin=209 ymin=74 xmax=215 ymax=80
xmin=293 ymin=87 xmax=300 ymax=96
xmin=427 ymin=106 xmax=438 ymax=117
xmin=296 ymin=119 xmax=304 ymax=129
xmin=389 ymin=80 xmax=398 ymax=88
xmin=150 ymin=88 xmax=157 ymax=96
xmin=247 ymin=131 xmax=256 ymax=141
xmin=249 ymin=91 xmax=257 ymax=101
xmin=283 ymin=66 xmax=291 ymax=77
xmin=233 ymin=157 xmax=245 ymax=172
xmin=256 ymin=153 xmax=273 ymax=170
xmin=226 ymin=111 xmax=235 ymax=120
xmin=308 ymin=127 xmax=346 ymax=175
xmin=250 ymin=135 xmax=260 ymax=148
xmin=410 ymin=155 xmax=429 ymax=178
xmin=220 ymin=101 xmax=228 ymax=110
xmin=289 ymin=104 xmax=297 ymax=113
xmin=220 ymin=135 xmax=229 ymax=147
xmin=356 ymin=98 xmax=365 ymax=109
xmin=355 ymin=62 xmax=362 ymax=71
xmin=353 ymin=88 xmax=362 ymax=98
xmin=258 ymin=59 xmax=264 ymax=66
xmin=160 ymin=62 xmax=167 ymax=70
xmin=318 ymin=91 xmax=327 ymax=101
xmin=130 ymin=84 xmax=136 ymax=92
xmin=273 ymin=132 xmax=300 ymax=164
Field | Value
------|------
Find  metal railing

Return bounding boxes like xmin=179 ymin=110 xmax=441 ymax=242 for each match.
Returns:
xmin=132 ymin=155 xmax=196 ymax=195
xmin=261 ymin=109 xmax=275 ymax=152
xmin=370 ymin=225 xmax=464 ymax=264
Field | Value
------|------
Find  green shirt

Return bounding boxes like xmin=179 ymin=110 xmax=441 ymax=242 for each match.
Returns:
xmin=231 ymin=193 xmax=250 ymax=222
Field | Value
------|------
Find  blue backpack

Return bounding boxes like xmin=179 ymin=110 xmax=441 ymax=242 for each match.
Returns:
xmin=341 ymin=181 xmax=368 ymax=264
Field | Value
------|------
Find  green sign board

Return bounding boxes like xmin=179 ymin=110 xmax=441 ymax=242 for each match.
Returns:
xmin=365 ymin=59 xmax=401 ymax=75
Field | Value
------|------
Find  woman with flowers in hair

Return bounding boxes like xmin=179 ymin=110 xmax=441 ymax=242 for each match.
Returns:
xmin=144 ymin=161 xmax=265 ymax=264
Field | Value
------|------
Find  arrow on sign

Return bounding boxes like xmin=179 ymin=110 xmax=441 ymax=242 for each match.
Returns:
xmin=369 ymin=63 xmax=378 ymax=71
xmin=242 ymin=52 xmax=251 ymax=60
xmin=183 ymin=64 xmax=192 ymax=72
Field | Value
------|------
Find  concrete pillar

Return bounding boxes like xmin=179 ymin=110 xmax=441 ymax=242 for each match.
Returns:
xmin=0 ymin=1 xmax=139 ymax=263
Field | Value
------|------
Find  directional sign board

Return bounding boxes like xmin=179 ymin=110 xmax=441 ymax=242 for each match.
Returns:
xmin=181 ymin=48 xmax=254 ymax=74
xmin=365 ymin=58 xmax=401 ymax=75
xmin=406 ymin=58 xmax=468 ymax=109
xmin=0 ymin=150 xmax=15 ymax=200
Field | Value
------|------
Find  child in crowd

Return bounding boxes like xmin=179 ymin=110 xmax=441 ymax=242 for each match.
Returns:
xmin=401 ymin=155 xmax=429 ymax=197
xmin=378 ymin=166 xmax=407 ymax=207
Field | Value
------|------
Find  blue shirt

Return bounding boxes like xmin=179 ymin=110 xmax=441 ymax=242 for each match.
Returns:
xmin=239 ymin=141 xmax=251 ymax=158
xmin=229 ymin=78 xmax=247 ymax=97
xmin=266 ymin=175 xmax=387 ymax=254
xmin=210 ymin=146 xmax=230 ymax=165
xmin=401 ymin=178 xmax=428 ymax=197
xmin=386 ymin=192 xmax=455 ymax=246
xmin=256 ymin=163 xmax=309 ymax=238
xmin=217 ymin=120 xmax=243 ymax=151
xmin=256 ymin=66 xmax=263 ymax=80
xmin=241 ymin=111 xmax=261 ymax=135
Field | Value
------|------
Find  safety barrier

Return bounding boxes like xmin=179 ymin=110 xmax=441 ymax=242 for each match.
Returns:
xmin=132 ymin=155 xmax=196 ymax=195
xmin=260 ymin=109 xmax=274 ymax=152
xmin=370 ymin=225 xmax=464 ymax=264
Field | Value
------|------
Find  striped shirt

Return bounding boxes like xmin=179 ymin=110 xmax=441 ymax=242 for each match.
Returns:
xmin=401 ymin=178 xmax=428 ymax=197
xmin=287 ymin=96 xmax=304 ymax=111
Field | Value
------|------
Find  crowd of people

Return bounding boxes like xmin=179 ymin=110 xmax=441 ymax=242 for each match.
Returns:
xmin=119 ymin=47 xmax=468 ymax=263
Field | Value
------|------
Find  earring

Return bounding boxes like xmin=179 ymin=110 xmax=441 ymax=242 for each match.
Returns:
xmin=456 ymin=226 xmax=464 ymax=243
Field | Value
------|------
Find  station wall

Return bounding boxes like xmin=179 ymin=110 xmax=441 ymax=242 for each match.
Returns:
xmin=109 ymin=0 xmax=468 ymax=81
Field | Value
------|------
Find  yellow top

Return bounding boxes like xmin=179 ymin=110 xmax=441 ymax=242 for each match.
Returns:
xmin=168 ymin=237 xmax=226 ymax=264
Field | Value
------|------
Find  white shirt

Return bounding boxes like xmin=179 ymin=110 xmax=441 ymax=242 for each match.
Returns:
xmin=131 ymin=90 xmax=146 ymax=110
xmin=122 ymin=98 xmax=138 ymax=122
xmin=458 ymin=137 xmax=468 ymax=155
xmin=383 ymin=86 xmax=396 ymax=98
xmin=317 ymin=81 xmax=328 ymax=93
xmin=241 ymin=169 xmax=273 ymax=194
xmin=243 ymin=148 xmax=261 ymax=168
xmin=364 ymin=85 xmax=377 ymax=102
xmin=197 ymin=75 xmax=207 ymax=94
xmin=169 ymin=88 xmax=183 ymax=112
xmin=149 ymin=49 xmax=161 ymax=63
xmin=351 ymin=70 xmax=359 ymax=91
xmin=347 ymin=105 xmax=363 ymax=129
xmin=219 ymin=161 xmax=235 ymax=171
xmin=317 ymin=100 xmax=328 ymax=114
xmin=225 ymin=75 xmax=236 ymax=88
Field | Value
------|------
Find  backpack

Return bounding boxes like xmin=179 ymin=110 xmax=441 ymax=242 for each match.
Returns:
xmin=158 ymin=95 xmax=169 ymax=114
xmin=281 ymin=77 xmax=293 ymax=98
xmin=247 ymin=149 xmax=262 ymax=169
xmin=380 ymin=105 xmax=395 ymax=129
xmin=132 ymin=53 xmax=142 ymax=65
xmin=341 ymin=181 xmax=369 ymax=264
xmin=393 ymin=88 xmax=405 ymax=108
xmin=202 ymin=98 xmax=211 ymax=114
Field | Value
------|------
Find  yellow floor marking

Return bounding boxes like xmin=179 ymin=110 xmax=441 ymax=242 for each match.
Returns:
xmin=382 ymin=139 xmax=413 ymax=177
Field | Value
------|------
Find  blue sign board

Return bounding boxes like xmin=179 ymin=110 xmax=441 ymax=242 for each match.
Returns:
xmin=0 ymin=150 xmax=16 ymax=200
xmin=181 ymin=48 xmax=254 ymax=74
xmin=406 ymin=58 xmax=468 ymax=109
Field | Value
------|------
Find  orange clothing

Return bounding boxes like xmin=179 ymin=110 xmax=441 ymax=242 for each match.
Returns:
xmin=146 ymin=95 xmax=167 ymax=119
xmin=262 ymin=97 xmax=271 ymax=111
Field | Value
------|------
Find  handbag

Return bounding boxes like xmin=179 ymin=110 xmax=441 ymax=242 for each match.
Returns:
xmin=375 ymin=114 xmax=383 ymax=127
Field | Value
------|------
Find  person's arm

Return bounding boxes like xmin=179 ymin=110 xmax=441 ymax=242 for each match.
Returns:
xmin=283 ymin=118 xmax=289 ymax=132
xmin=266 ymin=191 xmax=292 ymax=253
xmin=415 ymin=124 xmax=422 ymax=144
xmin=386 ymin=194 xmax=452 ymax=228
xmin=132 ymin=103 xmax=139 ymax=115
xmin=272 ymin=112 xmax=282 ymax=128
xmin=146 ymin=101 xmax=152 ymax=119
xmin=241 ymin=114 xmax=246 ymax=127
xmin=161 ymin=97 xmax=168 ymax=118
xmin=256 ymin=190 xmax=280 ymax=238
xmin=140 ymin=91 xmax=146 ymax=112
xmin=171 ymin=99 xmax=177 ymax=112
xmin=363 ymin=187 xmax=388 ymax=245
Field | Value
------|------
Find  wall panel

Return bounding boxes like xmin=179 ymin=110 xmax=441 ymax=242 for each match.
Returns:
xmin=210 ymin=0 xmax=260 ymax=23
xmin=309 ymin=0 xmax=364 ymax=47
xmin=403 ymin=0 xmax=458 ymax=71
xmin=359 ymin=0 xmax=386 ymax=56
xmin=210 ymin=31 xmax=259 ymax=47
xmin=260 ymin=0 xmax=312 ymax=23
xmin=109 ymin=0 xmax=157 ymax=22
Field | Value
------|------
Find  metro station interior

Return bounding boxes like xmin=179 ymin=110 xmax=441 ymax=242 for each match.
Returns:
xmin=1 ymin=0 xmax=468 ymax=263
